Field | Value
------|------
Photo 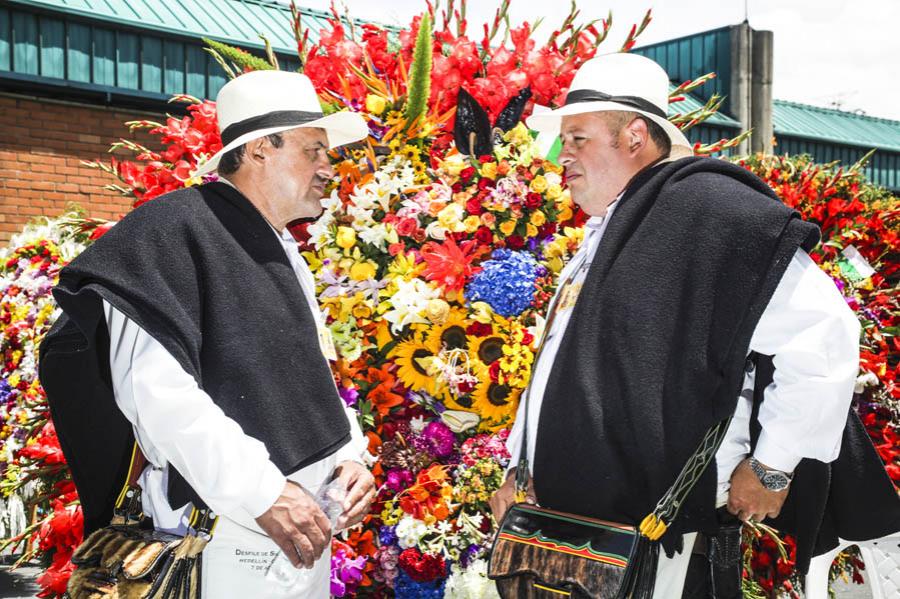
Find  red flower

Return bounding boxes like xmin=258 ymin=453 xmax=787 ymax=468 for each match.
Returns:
xmin=398 ymin=548 xmax=446 ymax=583
xmin=420 ymin=238 xmax=485 ymax=292
xmin=474 ymin=226 xmax=493 ymax=244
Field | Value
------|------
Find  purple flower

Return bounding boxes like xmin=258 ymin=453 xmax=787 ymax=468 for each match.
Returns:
xmin=423 ymin=421 xmax=455 ymax=458
xmin=338 ymin=385 xmax=359 ymax=407
xmin=330 ymin=548 xmax=367 ymax=597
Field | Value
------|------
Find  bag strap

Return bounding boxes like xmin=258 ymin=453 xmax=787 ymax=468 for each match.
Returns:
xmin=112 ymin=441 xmax=218 ymax=538
xmin=514 ymin=257 xmax=734 ymax=541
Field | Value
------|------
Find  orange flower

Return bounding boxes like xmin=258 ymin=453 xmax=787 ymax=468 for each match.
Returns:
xmin=398 ymin=465 xmax=453 ymax=522
xmin=365 ymin=364 xmax=405 ymax=416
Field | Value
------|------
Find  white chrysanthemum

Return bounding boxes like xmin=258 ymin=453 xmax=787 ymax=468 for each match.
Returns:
xmin=444 ymin=559 xmax=500 ymax=599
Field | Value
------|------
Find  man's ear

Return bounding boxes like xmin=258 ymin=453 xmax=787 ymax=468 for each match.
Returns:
xmin=625 ymin=117 xmax=649 ymax=154
xmin=245 ymin=137 xmax=269 ymax=166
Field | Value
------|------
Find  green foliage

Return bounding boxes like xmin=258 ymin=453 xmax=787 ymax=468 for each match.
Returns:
xmin=203 ymin=37 xmax=275 ymax=79
xmin=403 ymin=13 xmax=433 ymax=128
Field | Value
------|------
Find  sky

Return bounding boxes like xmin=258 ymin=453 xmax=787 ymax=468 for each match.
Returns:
xmin=286 ymin=0 xmax=900 ymax=121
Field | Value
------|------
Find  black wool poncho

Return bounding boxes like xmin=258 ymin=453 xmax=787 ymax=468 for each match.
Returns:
xmin=532 ymin=156 xmax=820 ymax=549
xmin=40 ymin=182 xmax=350 ymax=534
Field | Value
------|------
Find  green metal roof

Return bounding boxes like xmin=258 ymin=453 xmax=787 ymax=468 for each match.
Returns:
xmin=773 ymin=100 xmax=900 ymax=153
xmin=8 ymin=0 xmax=383 ymax=54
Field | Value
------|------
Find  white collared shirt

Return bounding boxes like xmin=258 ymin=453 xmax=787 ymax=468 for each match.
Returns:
xmin=506 ymin=202 xmax=860 ymax=502
xmin=102 ymin=199 xmax=366 ymax=532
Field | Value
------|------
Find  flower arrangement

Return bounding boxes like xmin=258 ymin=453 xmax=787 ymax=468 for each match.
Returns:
xmin=737 ymin=152 xmax=899 ymax=597
xmin=0 ymin=215 xmax=93 ymax=597
xmin=1 ymin=1 xmax=894 ymax=597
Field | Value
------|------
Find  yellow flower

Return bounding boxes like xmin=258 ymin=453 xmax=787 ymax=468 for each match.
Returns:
xmin=424 ymin=308 xmax=469 ymax=352
xmin=529 ymin=175 xmax=548 ymax=194
xmin=389 ymin=251 xmax=423 ymax=279
xmin=366 ymin=94 xmax=387 ymax=115
xmin=335 ymin=227 xmax=357 ymax=250
xmin=526 ymin=223 xmax=538 ymax=238
xmin=529 ymin=211 xmax=546 ymax=227
xmin=480 ymin=162 xmax=498 ymax=180
xmin=390 ymin=334 xmax=439 ymax=392
xmin=499 ymin=220 xmax=517 ymax=236
xmin=546 ymin=256 xmax=564 ymax=273
xmin=463 ymin=215 xmax=481 ymax=233
xmin=546 ymin=183 xmax=562 ymax=200
xmin=349 ymin=261 xmax=377 ymax=281
xmin=437 ymin=203 xmax=465 ymax=231
xmin=471 ymin=378 xmax=520 ymax=426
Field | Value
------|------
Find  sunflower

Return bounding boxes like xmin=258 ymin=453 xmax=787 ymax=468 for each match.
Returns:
xmin=471 ymin=377 xmax=521 ymax=426
xmin=424 ymin=307 xmax=470 ymax=352
xmin=470 ymin=335 xmax=505 ymax=366
xmin=390 ymin=334 xmax=437 ymax=392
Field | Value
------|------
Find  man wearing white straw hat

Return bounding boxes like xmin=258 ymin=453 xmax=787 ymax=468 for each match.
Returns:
xmin=42 ymin=70 xmax=375 ymax=597
xmin=491 ymin=53 xmax=899 ymax=598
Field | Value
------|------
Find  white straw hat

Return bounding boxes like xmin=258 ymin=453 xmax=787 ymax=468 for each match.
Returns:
xmin=194 ymin=70 xmax=369 ymax=177
xmin=527 ymin=53 xmax=693 ymax=158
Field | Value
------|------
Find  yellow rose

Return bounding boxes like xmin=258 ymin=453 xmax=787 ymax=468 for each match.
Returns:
xmin=335 ymin=226 xmax=357 ymax=250
xmin=480 ymin=161 xmax=498 ymax=180
xmin=529 ymin=175 xmax=548 ymax=194
xmin=526 ymin=223 xmax=538 ymax=237
xmin=499 ymin=220 xmax=517 ymax=236
xmin=437 ymin=204 xmax=464 ymax=230
xmin=365 ymin=94 xmax=386 ymax=115
xmin=349 ymin=261 xmax=377 ymax=281
xmin=426 ymin=298 xmax=451 ymax=324
xmin=546 ymin=183 xmax=562 ymax=200
xmin=529 ymin=211 xmax=546 ymax=227
xmin=463 ymin=215 xmax=481 ymax=233
xmin=558 ymin=203 xmax=573 ymax=222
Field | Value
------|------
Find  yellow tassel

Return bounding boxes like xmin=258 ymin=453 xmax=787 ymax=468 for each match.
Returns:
xmin=639 ymin=513 xmax=668 ymax=540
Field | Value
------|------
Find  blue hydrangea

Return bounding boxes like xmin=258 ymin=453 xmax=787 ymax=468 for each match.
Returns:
xmin=394 ymin=570 xmax=446 ymax=599
xmin=378 ymin=525 xmax=398 ymax=546
xmin=0 ymin=381 xmax=13 ymax=405
xmin=464 ymin=249 xmax=543 ymax=317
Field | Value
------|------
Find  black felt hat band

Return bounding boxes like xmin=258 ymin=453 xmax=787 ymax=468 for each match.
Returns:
xmin=564 ymin=89 xmax=667 ymax=120
xmin=220 ymin=110 xmax=324 ymax=146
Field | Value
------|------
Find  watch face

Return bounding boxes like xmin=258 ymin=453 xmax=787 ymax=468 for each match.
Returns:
xmin=762 ymin=472 xmax=790 ymax=492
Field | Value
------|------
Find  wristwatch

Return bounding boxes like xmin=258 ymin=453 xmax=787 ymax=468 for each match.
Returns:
xmin=748 ymin=457 xmax=793 ymax=492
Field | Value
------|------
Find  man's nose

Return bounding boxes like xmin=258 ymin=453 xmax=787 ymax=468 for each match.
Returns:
xmin=317 ymin=160 xmax=334 ymax=179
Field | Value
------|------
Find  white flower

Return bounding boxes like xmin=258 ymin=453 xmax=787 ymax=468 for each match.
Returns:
xmin=854 ymin=371 xmax=880 ymax=394
xmin=444 ymin=559 xmax=500 ymax=599
xmin=395 ymin=515 xmax=429 ymax=549
xmin=424 ymin=220 xmax=447 ymax=241
xmin=359 ymin=222 xmax=392 ymax=251
xmin=409 ymin=416 xmax=427 ymax=434
xmin=382 ymin=278 xmax=440 ymax=333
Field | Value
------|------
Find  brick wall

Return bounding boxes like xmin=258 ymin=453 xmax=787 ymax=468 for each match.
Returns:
xmin=0 ymin=93 xmax=162 ymax=243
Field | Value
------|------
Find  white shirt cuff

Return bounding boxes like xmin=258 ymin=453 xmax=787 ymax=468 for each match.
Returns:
xmin=754 ymin=430 xmax=802 ymax=474
xmin=242 ymin=461 xmax=287 ymax=519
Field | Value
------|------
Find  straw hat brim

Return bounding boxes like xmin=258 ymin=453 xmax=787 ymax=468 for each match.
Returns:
xmin=194 ymin=111 xmax=368 ymax=177
xmin=527 ymin=100 xmax=693 ymax=158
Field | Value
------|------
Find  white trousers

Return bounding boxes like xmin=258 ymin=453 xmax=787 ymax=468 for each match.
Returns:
xmin=199 ymin=454 xmax=338 ymax=598
xmin=651 ymin=532 xmax=697 ymax=599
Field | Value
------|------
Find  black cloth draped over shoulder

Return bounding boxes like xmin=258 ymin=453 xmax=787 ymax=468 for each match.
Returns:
xmin=750 ymin=355 xmax=900 ymax=572
xmin=39 ymin=182 xmax=350 ymax=534
xmin=532 ymin=156 xmax=821 ymax=553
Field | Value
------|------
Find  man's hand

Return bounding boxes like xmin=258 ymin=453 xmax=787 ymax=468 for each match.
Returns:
xmin=334 ymin=461 xmax=376 ymax=530
xmin=255 ymin=480 xmax=331 ymax=569
xmin=726 ymin=458 xmax=789 ymax=522
xmin=489 ymin=468 xmax=536 ymax=524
